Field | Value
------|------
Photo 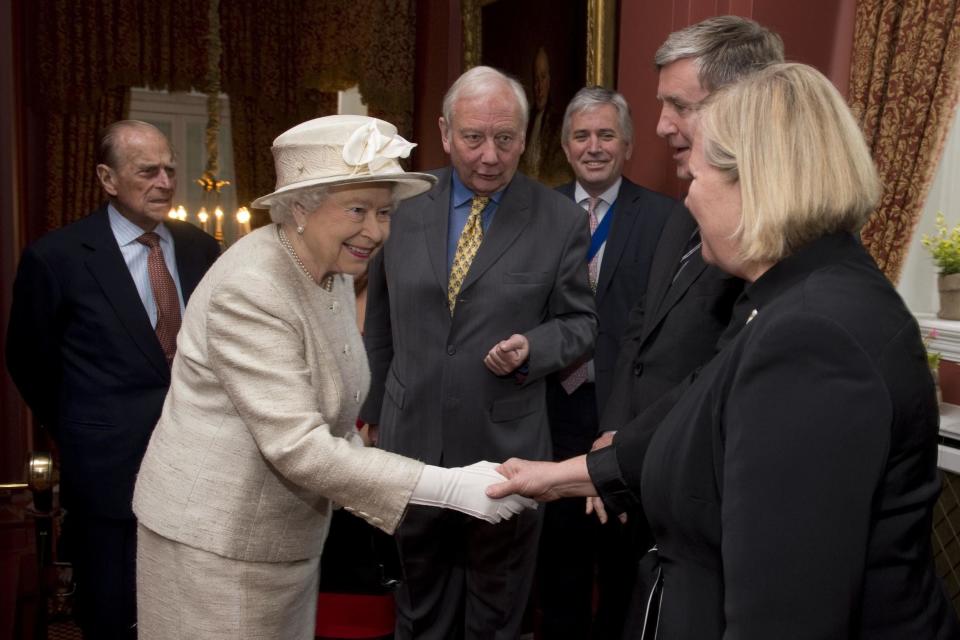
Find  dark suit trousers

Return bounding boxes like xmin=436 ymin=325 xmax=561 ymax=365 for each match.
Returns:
xmin=63 ymin=512 xmax=138 ymax=639
xmin=540 ymin=381 xmax=636 ymax=639
xmin=394 ymin=504 xmax=542 ymax=640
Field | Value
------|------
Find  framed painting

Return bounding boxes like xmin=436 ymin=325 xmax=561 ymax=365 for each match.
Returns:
xmin=463 ymin=0 xmax=617 ymax=186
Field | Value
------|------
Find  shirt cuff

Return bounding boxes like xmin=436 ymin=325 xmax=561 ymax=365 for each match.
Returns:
xmin=513 ymin=361 xmax=530 ymax=384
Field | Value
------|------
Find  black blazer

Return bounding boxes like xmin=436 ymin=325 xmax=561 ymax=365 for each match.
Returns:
xmin=599 ymin=206 xmax=744 ymax=434
xmin=598 ymin=233 xmax=959 ymax=639
xmin=6 ymin=205 xmax=220 ymax=519
xmin=555 ymin=178 xmax=675 ymax=413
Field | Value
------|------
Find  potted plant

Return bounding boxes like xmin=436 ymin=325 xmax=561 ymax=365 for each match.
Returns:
xmin=924 ymin=329 xmax=943 ymax=404
xmin=922 ymin=213 xmax=960 ymax=320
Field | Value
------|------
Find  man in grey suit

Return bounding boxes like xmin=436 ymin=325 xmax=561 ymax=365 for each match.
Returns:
xmin=361 ymin=66 xmax=597 ymax=639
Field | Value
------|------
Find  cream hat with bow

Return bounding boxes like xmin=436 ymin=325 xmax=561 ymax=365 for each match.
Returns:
xmin=251 ymin=115 xmax=436 ymax=209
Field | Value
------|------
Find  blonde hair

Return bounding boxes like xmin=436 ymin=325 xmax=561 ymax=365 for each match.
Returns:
xmin=699 ymin=63 xmax=880 ymax=263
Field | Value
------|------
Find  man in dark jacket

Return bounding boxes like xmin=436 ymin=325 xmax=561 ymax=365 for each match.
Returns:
xmin=7 ymin=120 xmax=220 ymax=639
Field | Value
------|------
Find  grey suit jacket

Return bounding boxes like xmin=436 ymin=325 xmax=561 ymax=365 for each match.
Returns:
xmin=361 ymin=169 xmax=597 ymax=466
xmin=133 ymin=225 xmax=423 ymax=563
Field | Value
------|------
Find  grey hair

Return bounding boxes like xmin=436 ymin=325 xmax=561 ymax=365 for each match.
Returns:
xmin=561 ymin=86 xmax=633 ymax=144
xmin=441 ymin=66 xmax=529 ymax=132
xmin=268 ymin=186 xmax=330 ymax=225
xmin=654 ymin=15 xmax=785 ymax=92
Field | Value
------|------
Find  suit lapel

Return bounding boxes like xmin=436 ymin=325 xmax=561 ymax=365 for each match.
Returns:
xmin=556 ymin=182 xmax=576 ymax=200
xmin=459 ymin=174 xmax=532 ymax=293
xmin=421 ymin=169 xmax=453 ymax=294
xmin=81 ymin=208 xmax=169 ymax=378
xmin=594 ymin=179 xmax=638 ymax=304
xmin=168 ymin=221 xmax=209 ymax=301
xmin=645 ymin=251 xmax=707 ymax=340
xmin=641 ymin=207 xmax=699 ymax=343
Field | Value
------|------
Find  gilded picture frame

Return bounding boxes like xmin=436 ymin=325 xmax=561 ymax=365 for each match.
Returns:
xmin=461 ymin=0 xmax=617 ymax=186
xmin=462 ymin=0 xmax=617 ymax=88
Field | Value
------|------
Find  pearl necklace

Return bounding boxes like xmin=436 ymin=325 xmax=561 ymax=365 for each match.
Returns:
xmin=276 ymin=224 xmax=335 ymax=292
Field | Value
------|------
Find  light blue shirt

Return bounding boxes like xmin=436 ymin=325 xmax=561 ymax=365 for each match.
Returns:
xmin=447 ymin=171 xmax=506 ymax=271
xmin=108 ymin=204 xmax=186 ymax=328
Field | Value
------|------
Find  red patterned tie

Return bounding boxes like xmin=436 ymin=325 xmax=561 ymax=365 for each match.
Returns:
xmin=586 ymin=197 xmax=600 ymax=291
xmin=137 ymin=232 xmax=182 ymax=366
xmin=560 ymin=197 xmax=600 ymax=394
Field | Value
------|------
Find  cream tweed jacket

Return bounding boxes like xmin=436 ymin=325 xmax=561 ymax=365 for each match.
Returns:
xmin=133 ymin=224 xmax=423 ymax=562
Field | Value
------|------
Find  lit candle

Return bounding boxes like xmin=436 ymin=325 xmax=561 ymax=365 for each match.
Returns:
xmin=177 ymin=205 xmax=188 ymax=221
xmin=236 ymin=207 xmax=251 ymax=236
xmin=214 ymin=206 xmax=224 ymax=243
xmin=197 ymin=207 xmax=209 ymax=233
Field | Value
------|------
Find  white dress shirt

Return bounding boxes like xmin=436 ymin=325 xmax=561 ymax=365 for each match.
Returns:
xmin=573 ymin=176 xmax=621 ymax=275
xmin=572 ymin=177 xmax=621 ymax=383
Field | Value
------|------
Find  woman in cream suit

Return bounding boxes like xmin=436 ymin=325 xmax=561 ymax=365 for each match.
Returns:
xmin=133 ymin=115 xmax=534 ymax=639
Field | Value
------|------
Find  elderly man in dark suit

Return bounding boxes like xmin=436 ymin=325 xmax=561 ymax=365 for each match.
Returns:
xmin=6 ymin=120 xmax=220 ymax=639
xmin=361 ymin=66 xmax=597 ymax=639
xmin=538 ymin=86 xmax=677 ymax=639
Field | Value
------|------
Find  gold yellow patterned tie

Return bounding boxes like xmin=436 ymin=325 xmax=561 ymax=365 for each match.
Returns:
xmin=448 ymin=195 xmax=489 ymax=313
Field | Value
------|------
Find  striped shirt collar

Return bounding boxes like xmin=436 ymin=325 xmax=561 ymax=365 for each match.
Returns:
xmin=107 ymin=203 xmax=174 ymax=248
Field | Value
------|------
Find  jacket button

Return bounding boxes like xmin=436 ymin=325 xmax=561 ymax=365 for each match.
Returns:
xmin=633 ymin=361 xmax=644 ymax=377
xmin=447 ymin=345 xmax=456 ymax=355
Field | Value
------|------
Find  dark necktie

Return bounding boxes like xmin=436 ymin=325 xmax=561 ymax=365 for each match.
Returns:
xmin=672 ymin=228 xmax=702 ymax=283
xmin=137 ymin=232 xmax=182 ymax=366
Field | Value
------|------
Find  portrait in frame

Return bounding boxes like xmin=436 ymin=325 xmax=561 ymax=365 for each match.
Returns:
xmin=463 ymin=0 xmax=617 ymax=187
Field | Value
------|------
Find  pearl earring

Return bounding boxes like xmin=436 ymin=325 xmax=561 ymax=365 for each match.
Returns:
xmin=296 ymin=225 xmax=305 ymax=235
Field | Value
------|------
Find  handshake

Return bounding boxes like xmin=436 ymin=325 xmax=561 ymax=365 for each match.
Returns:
xmin=410 ymin=461 xmax=537 ymax=523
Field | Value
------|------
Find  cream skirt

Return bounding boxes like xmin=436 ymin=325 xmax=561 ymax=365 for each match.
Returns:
xmin=137 ymin=524 xmax=320 ymax=639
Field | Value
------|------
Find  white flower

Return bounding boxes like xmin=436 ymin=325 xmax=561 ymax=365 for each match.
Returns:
xmin=342 ymin=122 xmax=417 ymax=172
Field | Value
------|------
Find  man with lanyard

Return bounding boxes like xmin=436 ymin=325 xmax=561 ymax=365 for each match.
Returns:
xmin=538 ymin=86 xmax=681 ymax=639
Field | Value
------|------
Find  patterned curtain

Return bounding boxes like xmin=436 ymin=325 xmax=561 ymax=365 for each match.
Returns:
xmin=221 ymin=0 xmax=417 ymax=222
xmin=220 ymin=0 xmax=344 ymax=222
xmin=851 ymin=0 xmax=960 ymax=283
xmin=26 ymin=0 xmax=417 ymax=233
xmin=357 ymin=0 xmax=418 ymax=140
xmin=27 ymin=0 xmax=208 ymax=233
xmin=41 ymin=90 xmax=129 ymax=232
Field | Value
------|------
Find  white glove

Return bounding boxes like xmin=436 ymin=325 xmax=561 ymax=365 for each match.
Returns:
xmin=343 ymin=430 xmax=365 ymax=448
xmin=410 ymin=461 xmax=538 ymax=523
